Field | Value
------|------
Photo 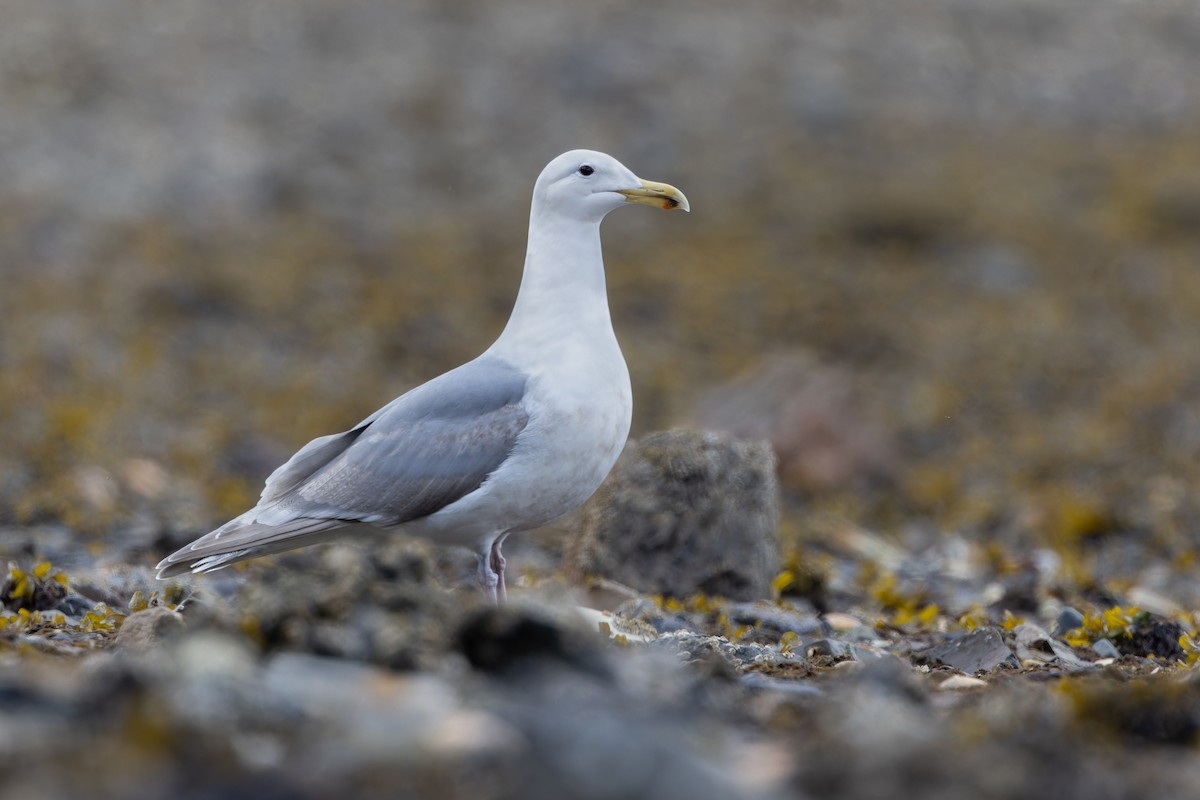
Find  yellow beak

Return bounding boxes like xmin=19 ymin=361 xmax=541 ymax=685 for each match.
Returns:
xmin=616 ymin=179 xmax=690 ymax=212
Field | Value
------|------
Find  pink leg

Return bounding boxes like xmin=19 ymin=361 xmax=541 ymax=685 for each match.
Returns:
xmin=489 ymin=536 xmax=508 ymax=604
xmin=476 ymin=534 xmax=510 ymax=605
xmin=477 ymin=552 xmax=499 ymax=605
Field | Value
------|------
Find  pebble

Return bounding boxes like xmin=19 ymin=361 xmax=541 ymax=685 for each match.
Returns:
xmin=114 ymin=606 xmax=185 ymax=650
xmin=1011 ymin=623 xmax=1094 ymax=672
xmin=725 ymin=602 xmax=828 ymax=641
xmin=1092 ymin=638 xmax=1121 ymax=660
xmin=924 ymin=627 xmax=1018 ymax=673
xmin=823 ymin=612 xmax=867 ymax=632
xmin=1055 ymin=607 xmax=1085 ymax=636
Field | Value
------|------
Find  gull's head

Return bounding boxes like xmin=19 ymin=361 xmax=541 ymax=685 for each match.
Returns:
xmin=532 ymin=149 xmax=690 ymax=224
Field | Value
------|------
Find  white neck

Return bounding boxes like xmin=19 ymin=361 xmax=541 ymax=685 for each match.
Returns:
xmin=491 ymin=209 xmax=616 ymax=355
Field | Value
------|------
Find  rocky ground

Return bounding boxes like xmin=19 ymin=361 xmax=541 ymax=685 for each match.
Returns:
xmin=4 ymin=1 xmax=1200 ymax=798
xmin=5 ymin=430 xmax=1200 ymax=799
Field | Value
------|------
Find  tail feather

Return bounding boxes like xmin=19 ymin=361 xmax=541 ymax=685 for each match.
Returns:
xmin=155 ymin=518 xmax=352 ymax=579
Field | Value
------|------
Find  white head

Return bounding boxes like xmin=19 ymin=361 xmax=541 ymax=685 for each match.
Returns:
xmin=531 ymin=149 xmax=690 ymax=224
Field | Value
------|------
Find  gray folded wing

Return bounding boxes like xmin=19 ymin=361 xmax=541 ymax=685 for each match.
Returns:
xmin=156 ymin=355 xmax=530 ymax=576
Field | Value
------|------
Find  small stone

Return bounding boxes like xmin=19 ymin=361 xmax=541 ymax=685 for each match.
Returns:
xmin=725 ymin=602 xmax=828 ymax=642
xmin=1054 ymin=607 xmax=1085 ymax=636
xmin=424 ymin=710 xmax=525 ymax=760
xmin=848 ymin=643 xmax=896 ymax=663
xmin=823 ymin=612 xmax=865 ymax=632
xmin=1092 ymin=638 xmax=1121 ymax=659
xmin=923 ymin=628 xmax=1017 ymax=673
xmin=115 ymin=606 xmax=186 ymax=650
xmin=655 ymin=630 xmax=783 ymax=672
xmin=807 ymin=639 xmax=853 ymax=660
xmin=938 ymin=675 xmax=987 ymax=690
xmin=739 ymin=672 xmax=824 ymax=694
xmin=844 ymin=626 xmax=880 ymax=643
xmin=1011 ymin=623 xmax=1093 ymax=672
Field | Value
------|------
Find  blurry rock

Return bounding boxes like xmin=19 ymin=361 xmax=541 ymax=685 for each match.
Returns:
xmin=0 ymin=526 xmax=77 ymax=568
xmin=949 ymin=244 xmax=1036 ymax=295
xmin=1054 ymin=606 xmax=1085 ymax=636
xmin=1068 ymin=678 xmax=1200 ymax=747
xmin=72 ymin=465 xmax=119 ymax=514
xmin=115 ymin=606 xmax=185 ymax=649
xmin=739 ymin=672 xmax=823 ymax=696
xmin=423 ymin=709 xmax=526 ymax=763
xmin=613 ymin=597 xmax=692 ymax=634
xmin=922 ymin=628 xmax=1017 ymax=673
xmin=1147 ymin=183 xmax=1200 ymax=238
xmin=687 ymin=352 xmax=896 ymax=492
xmin=823 ymin=612 xmax=867 ymax=632
xmin=1092 ymin=639 xmax=1121 ymax=659
xmin=806 ymin=639 xmax=853 ymax=660
xmin=807 ymin=639 xmax=897 ymax=664
xmin=1126 ymin=617 xmax=1187 ymax=661
xmin=564 ymin=430 xmax=781 ymax=601
xmin=234 ymin=540 xmax=464 ymax=670
xmin=1 ymin=561 xmax=68 ymax=612
xmin=69 ymin=578 xmax=125 ymax=609
xmin=120 ymin=458 xmax=170 ymax=499
xmin=1010 ymin=623 xmax=1093 ymax=672
xmin=654 ymin=631 xmax=786 ymax=672
xmin=456 ymin=605 xmax=609 ymax=680
xmin=989 ymin=557 xmax=1043 ymax=614
xmin=725 ymin=602 xmax=828 ymax=643
xmin=173 ymin=630 xmax=260 ymax=682
xmin=937 ymin=675 xmax=988 ymax=690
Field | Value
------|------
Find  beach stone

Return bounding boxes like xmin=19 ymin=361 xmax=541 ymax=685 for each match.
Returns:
xmin=725 ymin=602 xmax=829 ymax=643
xmin=1011 ymin=623 xmax=1093 ymax=672
xmin=1092 ymin=638 xmax=1121 ymax=659
xmin=807 ymin=639 xmax=854 ymax=660
xmin=655 ymin=631 xmax=785 ymax=672
xmin=115 ymin=606 xmax=186 ymax=650
xmin=938 ymin=675 xmax=988 ymax=690
xmin=564 ymin=429 xmax=781 ymax=601
xmin=1055 ymin=606 xmax=1085 ymax=636
xmin=923 ymin=628 xmax=1017 ymax=673
xmin=739 ymin=673 xmax=824 ymax=696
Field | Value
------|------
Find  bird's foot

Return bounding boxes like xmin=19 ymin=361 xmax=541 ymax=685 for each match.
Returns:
xmin=490 ymin=538 xmax=508 ymax=604
xmin=476 ymin=536 xmax=509 ymax=605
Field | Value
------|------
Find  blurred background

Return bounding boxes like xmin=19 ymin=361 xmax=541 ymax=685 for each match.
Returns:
xmin=3 ymin=0 xmax=1200 ymax=602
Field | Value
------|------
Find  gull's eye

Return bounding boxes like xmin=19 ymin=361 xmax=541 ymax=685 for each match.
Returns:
xmin=578 ymin=165 xmax=594 ymax=176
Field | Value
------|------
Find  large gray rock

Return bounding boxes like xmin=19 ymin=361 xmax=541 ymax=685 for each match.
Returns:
xmin=564 ymin=429 xmax=780 ymax=601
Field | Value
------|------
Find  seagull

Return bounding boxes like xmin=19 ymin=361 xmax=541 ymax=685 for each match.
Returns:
xmin=156 ymin=150 xmax=689 ymax=603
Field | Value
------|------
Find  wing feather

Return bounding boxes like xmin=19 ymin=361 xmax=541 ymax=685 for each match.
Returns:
xmin=156 ymin=355 xmax=530 ymax=578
